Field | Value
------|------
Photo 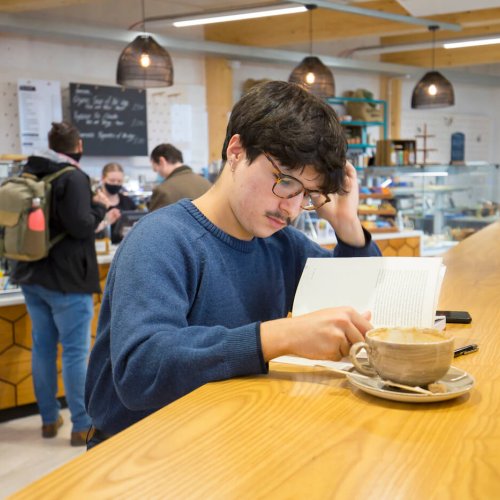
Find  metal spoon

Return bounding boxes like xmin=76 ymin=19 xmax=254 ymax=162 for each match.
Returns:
xmin=314 ymin=363 xmax=442 ymax=395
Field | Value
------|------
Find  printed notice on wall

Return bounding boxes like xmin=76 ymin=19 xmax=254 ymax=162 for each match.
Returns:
xmin=17 ymin=79 xmax=62 ymax=155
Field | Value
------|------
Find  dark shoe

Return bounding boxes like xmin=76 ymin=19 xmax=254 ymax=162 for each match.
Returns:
xmin=41 ymin=415 xmax=64 ymax=438
xmin=71 ymin=430 xmax=88 ymax=447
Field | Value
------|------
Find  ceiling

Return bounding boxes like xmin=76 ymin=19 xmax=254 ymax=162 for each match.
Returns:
xmin=2 ymin=0 xmax=500 ymax=79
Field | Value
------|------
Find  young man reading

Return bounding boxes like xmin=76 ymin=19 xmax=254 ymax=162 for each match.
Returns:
xmin=85 ymin=81 xmax=381 ymax=447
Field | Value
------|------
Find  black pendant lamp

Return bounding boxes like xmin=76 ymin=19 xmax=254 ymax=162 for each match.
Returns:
xmin=288 ymin=5 xmax=335 ymax=99
xmin=411 ymin=26 xmax=454 ymax=109
xmin=117 ymin=0 xmax=173 ymax=88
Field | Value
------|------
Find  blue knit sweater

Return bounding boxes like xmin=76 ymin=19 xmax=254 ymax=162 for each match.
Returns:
xmin=85 ymin=199 xmax=380 ymax=435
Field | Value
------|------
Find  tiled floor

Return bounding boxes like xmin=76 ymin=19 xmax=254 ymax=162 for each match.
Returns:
xmin=0 ymin=408 xmax=84 ymax=498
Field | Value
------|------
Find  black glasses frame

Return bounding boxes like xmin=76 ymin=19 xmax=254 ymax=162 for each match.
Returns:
xmin=262 ymin=153 xmax=330 ymax=211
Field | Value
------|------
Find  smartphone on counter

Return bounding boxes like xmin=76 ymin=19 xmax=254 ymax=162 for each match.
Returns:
xmin=436 ymin=310 xmax=472 ymax=324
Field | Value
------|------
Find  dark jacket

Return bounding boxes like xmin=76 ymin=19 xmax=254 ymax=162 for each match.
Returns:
xmin=148 ymin=165 xmax=212 ymax=211
xmin=95 ymin=192 xmax=137 ymax=244
xmin=11 ymin=151 xmax=106 ymax=294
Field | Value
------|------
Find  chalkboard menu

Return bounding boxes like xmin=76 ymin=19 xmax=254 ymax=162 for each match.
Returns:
xmin=69 ymin=83 xmax=148 ymax=156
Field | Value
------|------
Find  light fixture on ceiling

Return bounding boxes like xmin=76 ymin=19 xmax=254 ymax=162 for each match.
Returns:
xmin=411 ymin=25 xmax=454 ymax=109
xmin=116 ymin=0 xmax=173 ymax=88
xmin=288 ymin=5 xmax=335 ymax=99
xmin=351 ymin=33 xmax=500 ymax=56
xmin=172 ymin=3 xmax=307 ymax=27
xmin=444 ymin=36 xmax=500 ymax=49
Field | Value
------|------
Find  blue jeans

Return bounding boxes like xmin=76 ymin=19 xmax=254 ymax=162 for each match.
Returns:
xmin=22 ymin=284 xmax=93 ymax=432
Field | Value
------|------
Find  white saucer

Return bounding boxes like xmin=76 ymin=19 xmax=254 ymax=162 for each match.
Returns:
xmin=346 ymin=366 xmax=474 ymax=403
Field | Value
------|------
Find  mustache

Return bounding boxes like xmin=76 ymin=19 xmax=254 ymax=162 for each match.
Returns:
xmin=265 ymin=211 xmax=292 ymax=226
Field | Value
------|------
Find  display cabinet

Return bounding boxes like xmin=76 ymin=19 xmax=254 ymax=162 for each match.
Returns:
xmin=357 ymin=163 xmax=500 ymax=238
xmin=358 ymin=189 xmax=398 ymax=233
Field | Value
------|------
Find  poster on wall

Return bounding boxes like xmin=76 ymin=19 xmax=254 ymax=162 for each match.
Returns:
xmin=69 ymin=83 xmax=148 ymax=156
xmin=17 ymin=79 xmax=62 ymax=155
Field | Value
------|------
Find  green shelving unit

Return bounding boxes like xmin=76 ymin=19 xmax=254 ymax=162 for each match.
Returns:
xmin=327 ymin=96 xmax=387 ymax=151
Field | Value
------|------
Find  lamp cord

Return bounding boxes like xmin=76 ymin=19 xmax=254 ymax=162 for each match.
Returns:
xmin=305 ymin=4 xmax=317 ymax=56
xmin=309 ymin=9 xmax=312 ymax=56
xmin=141 ymin=0 xmax=146 ymax=33
xmin=430 ymin=25 xmax=439 ymax=71
xmin=432 ymin=28 xmax=435 ymax=70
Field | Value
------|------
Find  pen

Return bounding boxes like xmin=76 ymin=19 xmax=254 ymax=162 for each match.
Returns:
xmin=454 ymin=344 xmax=479 ymax=357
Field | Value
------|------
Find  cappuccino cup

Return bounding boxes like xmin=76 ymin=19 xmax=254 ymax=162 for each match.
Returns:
xmin=349 ymin=327 xmax=454 ymax=386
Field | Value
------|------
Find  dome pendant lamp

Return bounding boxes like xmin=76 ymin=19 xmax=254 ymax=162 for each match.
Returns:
xmin=411 ymin=25 xmax=454 ymax=109
xmin=288 ymin=5 xmax=335 ymax=99
xmin=117 ymin=0 xmax=174 ymax=88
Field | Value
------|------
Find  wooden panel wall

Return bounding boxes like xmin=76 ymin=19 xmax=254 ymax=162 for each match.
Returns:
xmin=205 ymin=57 xmax=233 ymax=164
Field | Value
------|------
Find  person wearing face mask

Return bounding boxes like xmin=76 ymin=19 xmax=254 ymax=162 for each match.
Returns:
xmin=94 ymin=162 xmax=136 ymax=244
xmin=11 ymin=121 xmax=107 ymax=447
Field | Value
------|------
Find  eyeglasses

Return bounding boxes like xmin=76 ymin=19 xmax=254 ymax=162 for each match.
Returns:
xmin=263 ymin=153 xmax=330 ymax=211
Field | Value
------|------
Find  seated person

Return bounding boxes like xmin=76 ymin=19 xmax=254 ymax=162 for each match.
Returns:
xmin=85 ymin=81 xmax=381 ymax=447
xmin=95 ymin=162 xmax=137 ymax=244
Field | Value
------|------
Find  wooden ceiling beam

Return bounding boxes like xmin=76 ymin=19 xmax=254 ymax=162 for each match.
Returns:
xmin=380 ymin=22 xmax=500 ymax=46
xmin=381 ymin=45 xmax=500 ymax=68
xmin=204 ymin=5 xmax=500 ymax=48
xmin=204 ymin=1 xmax=429 ymax=47
xmin=379 ymin=20 xmax=500 ymax=68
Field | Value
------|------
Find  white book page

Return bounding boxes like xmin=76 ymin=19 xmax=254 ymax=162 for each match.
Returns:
xmin=292 ymin=257 xmax=444 ymax=328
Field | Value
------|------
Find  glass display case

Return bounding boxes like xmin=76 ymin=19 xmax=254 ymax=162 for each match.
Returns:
xmin=357 ymin=163 xmax=500 ymax=241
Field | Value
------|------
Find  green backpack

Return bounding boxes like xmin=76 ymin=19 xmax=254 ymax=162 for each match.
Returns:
xmin=0 ymin=166 xmax=75 ymax=261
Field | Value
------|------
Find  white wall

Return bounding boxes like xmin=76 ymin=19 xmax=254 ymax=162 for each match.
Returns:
xmin=1 ymin=32 xmax=500 ymax=197
xmin=400 ymin=77 xmax=500 ymax=165
xmin=0 ymin=35 xmax=207 ymax=182
xmin=399 ymin=76 xmax=500 ymax=204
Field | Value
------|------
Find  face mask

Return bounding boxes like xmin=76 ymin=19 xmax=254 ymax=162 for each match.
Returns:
xmin=155 ymin=174 xmax=165 ymax=184
xmin=104 ymin=183 xmax=122 ymax=195
xmin=66 ymin=152 xmax=82 ymax=162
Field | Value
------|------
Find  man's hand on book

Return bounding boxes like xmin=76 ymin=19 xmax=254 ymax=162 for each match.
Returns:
xmin=261 ymin=307 xmax=373 ymax=362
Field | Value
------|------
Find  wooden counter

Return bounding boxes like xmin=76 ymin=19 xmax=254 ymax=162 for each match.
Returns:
xmin=316 ymin=230 xmax=423 ymax=256
xmin=0 ymin=256 xmax=112 ymax=410
xmin=0 ymin=229 xmax=421 ymax=411
xmin=10 ymin=222 xmax=500 ymax=498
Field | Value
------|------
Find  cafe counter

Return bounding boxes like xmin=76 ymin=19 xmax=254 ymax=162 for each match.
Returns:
xmin=0 ymin=230 xmax=421 ymax=412
xmin=0 ymin=253 xmax=114 ymax=410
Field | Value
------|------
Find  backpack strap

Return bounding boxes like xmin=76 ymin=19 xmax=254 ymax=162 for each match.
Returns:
xmin=42 ymin=165 xmax=76 ymax=184
xmin=46 ymin=166 xmax=77 ymax=249
xmin=20 ymin=172 xmax=38 ymax=181
xmin=20 ymin=165 xmax=76 ymax=184
xmin=49 ymin=232 xmax=67 ymax=249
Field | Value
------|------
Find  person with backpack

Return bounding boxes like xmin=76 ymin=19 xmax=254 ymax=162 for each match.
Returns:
xmin=11 ymin=121 xmax=107 ymax=446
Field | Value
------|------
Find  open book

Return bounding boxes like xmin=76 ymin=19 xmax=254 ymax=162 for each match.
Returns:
xmin=292 ymin=257 xmax=446 ymax=328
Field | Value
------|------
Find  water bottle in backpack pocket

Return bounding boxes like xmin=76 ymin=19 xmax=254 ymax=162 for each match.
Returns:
xmin=0 ymin=167 xmax=74 ymax=261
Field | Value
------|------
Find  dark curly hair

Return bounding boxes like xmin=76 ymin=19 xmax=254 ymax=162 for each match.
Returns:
xmin=221 ymin=81 xmax=348 ymax=195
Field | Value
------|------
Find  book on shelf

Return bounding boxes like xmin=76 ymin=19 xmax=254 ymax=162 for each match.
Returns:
xmin=292 ymin=257 xmax=446 ymax=328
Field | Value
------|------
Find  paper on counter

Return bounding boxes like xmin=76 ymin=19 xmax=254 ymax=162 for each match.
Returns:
xmin=272 ymin=355 xmax=355 ymax=372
